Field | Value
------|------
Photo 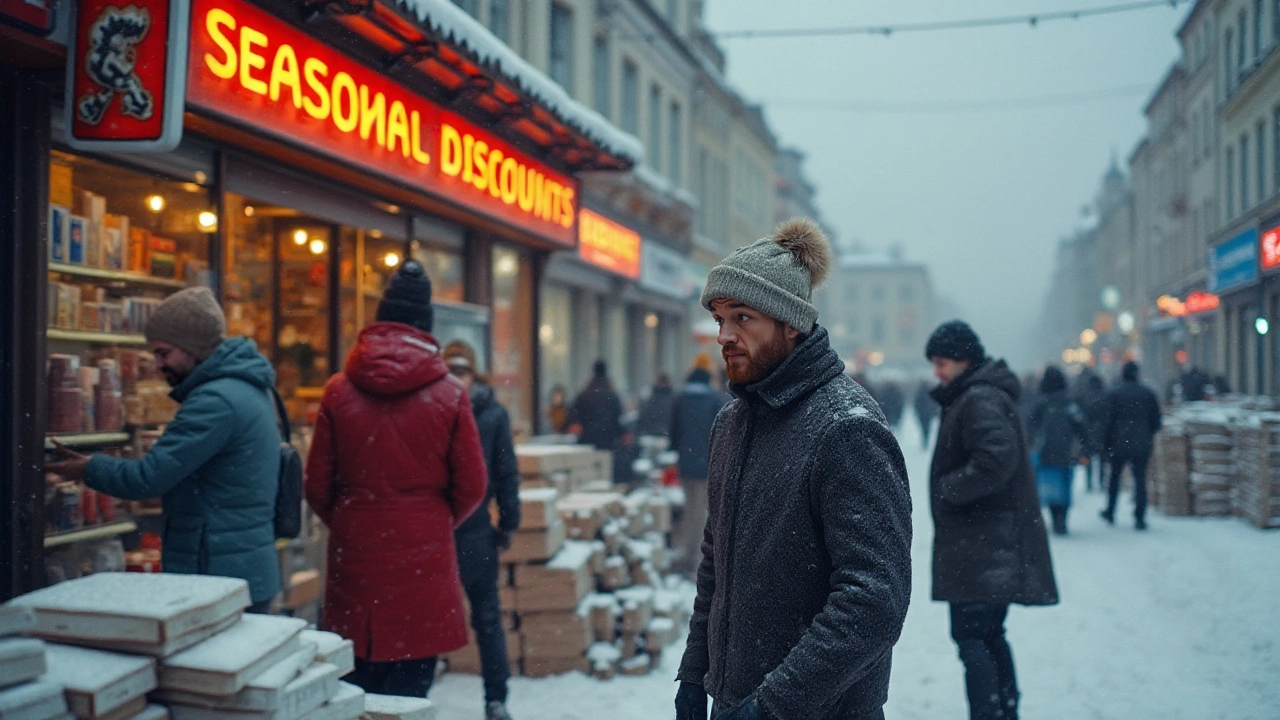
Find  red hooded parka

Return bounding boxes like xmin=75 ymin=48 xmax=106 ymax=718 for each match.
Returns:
xmin=305 ymin=322 xmax=488 ymax=662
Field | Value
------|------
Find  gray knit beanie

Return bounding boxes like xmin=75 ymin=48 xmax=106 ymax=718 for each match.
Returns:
xmin=700 ymin=218 xmax=833 ymax=332
xmin=144 ymin=287 xmax=227 ymax=362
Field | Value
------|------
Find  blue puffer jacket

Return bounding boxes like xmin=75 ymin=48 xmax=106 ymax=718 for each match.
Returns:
xmin=85 ymin=338 xmax=282 ymax=603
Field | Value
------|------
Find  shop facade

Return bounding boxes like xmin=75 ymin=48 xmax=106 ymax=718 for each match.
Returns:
xmin=1 ymin=0 xmax=636 ymax=599
xmin=1208 ymin=225 xmax=1264 ymax=395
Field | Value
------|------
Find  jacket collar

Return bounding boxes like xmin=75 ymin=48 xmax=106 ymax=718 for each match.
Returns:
xmin=930 ymin=358 xmax=1021 ymax=408
xmin=734 ymin=326 xmax=844 ymax=410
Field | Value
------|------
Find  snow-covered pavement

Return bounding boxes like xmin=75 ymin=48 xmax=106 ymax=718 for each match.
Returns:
xmin=429 ymin=412 xmax=1280 ymax=719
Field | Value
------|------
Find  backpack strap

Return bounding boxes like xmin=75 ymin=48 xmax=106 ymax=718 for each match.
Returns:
xmin=269 ymin=387 xmax=291 ymax=442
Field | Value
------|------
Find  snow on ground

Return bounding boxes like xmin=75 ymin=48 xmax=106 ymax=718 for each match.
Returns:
xmin=430 ymin=411 xmax=1280 ymax=720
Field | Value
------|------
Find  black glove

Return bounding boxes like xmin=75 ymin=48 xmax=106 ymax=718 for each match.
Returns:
xmin=496 ymin=529 xmax=513 ymax=551
xmin=715 ymin=695 xmax=766 ymax=720
xmin=674 ymin=681 xmax=708 ymax=720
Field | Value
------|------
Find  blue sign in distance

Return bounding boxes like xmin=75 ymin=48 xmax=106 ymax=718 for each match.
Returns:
xmin=1208 ymin=227 xmax=1259 ymax=293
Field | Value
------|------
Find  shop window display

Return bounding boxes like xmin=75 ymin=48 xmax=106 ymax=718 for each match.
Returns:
xmin=492 ymin=245 xmax=536 ymax=436
xmin=43 ymin=150 xmax=214 ymax=579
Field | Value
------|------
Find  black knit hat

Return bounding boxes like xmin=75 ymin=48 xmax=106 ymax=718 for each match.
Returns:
xmin=376 ymin=260 xmax=434 ymax=333
xmin=925 ymin=320 xmax=986 ymax=362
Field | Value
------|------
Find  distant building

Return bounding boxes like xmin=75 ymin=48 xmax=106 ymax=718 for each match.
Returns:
xmin=816 ymin=248 xmax=933 ymax=371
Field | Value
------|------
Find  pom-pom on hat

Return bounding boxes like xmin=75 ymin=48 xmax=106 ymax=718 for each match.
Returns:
xmin=700 ymin=217 xmax=833 ymax=333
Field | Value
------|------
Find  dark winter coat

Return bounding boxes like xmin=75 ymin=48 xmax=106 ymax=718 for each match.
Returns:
xmin=929 ymin=359 xmax=1058 ymax=607
xmin=913 ymin=384 xmax=939 ymax=425
xmin=1102 ymin=380 xmax=1163 ymax=459
xmin=636 ymin=385 xmax=676 ymax=437
xmin=1076 ymin=388 xmax=1108 ymax=456
xmin=1028 ymin=391 xmax=1091 ymax=467
xmin=678 ymin=328 xmax=913 ymax=720
xmin=570 ymin=378 xmax=624 ymax=451
xmin=455 ymin=381 xmax=521 ymax=542
xmin=85 ymin=338 xmax=281 ymax=604
xmin=668 ymin=374 xmax=727 ymax=481
xmin=305 ymin=322 xmax=488 ymax=662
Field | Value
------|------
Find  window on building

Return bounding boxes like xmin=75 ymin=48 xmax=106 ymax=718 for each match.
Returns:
xmin=668 ymin=101 xmax=682 ymax=185
xmin=621 ymin=59 xmax=639 ymax=134
xmin=1255 ymin=0 xmax=1264 ymax=57
xmin=489 ymin=0 xmax=510 ymax=44
xmin=648 ymin=84 xmax=662 ymax=173
xmin=451 ymin=0 xmax=477 ymax=17
xmin=1239 ymin=10 xmax=1249 ymax=70
xmin=549 ymin=3 xmax=574 ymax=92
xmin=1274 ymin=107 xmax=1280 ymax=192
xmin=1259 ymin=120 xmax=1268 ymax=203
xmin=592 ymin=35 xmax=610 ymax=117
xmin=1242 ymin=135 xmax=1251 ymax=210
xmin=1227 ymin=147 xmax=1236 ymax=216
xmin=1225 ymin=29 xmax=1235 ymax=94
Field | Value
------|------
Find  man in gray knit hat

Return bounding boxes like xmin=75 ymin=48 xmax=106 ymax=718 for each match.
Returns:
xmin=49 ymin=287 xmax=282 ymax=612
xmin=675 ymin=219 xmax=913 ymax=720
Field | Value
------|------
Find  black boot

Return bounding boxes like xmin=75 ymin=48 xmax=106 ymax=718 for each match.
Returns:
xmin=1049 ymin=507 xmax=1068 ymax=535
xmin=1100 ymin=508 xmax=1114 ymax=525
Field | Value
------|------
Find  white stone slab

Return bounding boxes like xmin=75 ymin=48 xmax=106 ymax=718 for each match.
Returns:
xmin=0 ymin=609 xmax=36 ymax=640
xmin=0 ymin=680 xmax=69 ymax=720
xmin=160 ymin=616 xmax=305 ymax=696
xmin=44 ymin=644 xmax=154 ymax=719
xmin=0 ymin=640 xmax=45 ymax=690
xmin=299 ymin=683 xmax=364 ymax=720
xmin=155 ymin=660 xmax=338 ymax=718
xmin=360 ymin=694 xmax=437 ymax=720
xmin=299 ymin=633 xmax=353 ymax=678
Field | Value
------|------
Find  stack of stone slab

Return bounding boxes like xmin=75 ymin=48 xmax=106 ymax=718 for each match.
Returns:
xmin=7 ymin=574 xmax=366 ymax=720
xmin=1151 ymin=425 xmax=1192 ymax=517
xmin=1230 ymin=414 xmax=1280 ymax=529
xmin=0 ymin=605 xmax=69 ymax=720
xmin=515 ymin=446 xmax=612 ymax=496
xmin=1186 ymin=420 xmax=1236 ymax=517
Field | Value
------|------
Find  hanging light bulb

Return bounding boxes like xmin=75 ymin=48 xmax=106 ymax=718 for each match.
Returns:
xmin=145 ymin=194 xmax=166 ymax=213
xmin=309 ymin=238 xmax=327 ymax=255
xmin=197 ymin=211 xmax=217 ymax=231
xmin=384 ymin=252 xmax=401 ymax=268
xmin=293 ymin=229 xmax=308 ymax=245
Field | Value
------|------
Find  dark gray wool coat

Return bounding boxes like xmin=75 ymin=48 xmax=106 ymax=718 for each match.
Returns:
xmin=929 ymin=359 xmax=1059 ymax=606
xmin=677 ymin=327 xmax=913 ymax=720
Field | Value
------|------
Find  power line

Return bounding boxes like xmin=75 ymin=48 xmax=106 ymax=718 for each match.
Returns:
xmin=713 ymin=0 xmax=1187 ymax=40
xmin=764 ymin=83 xmax=1153 ymax=115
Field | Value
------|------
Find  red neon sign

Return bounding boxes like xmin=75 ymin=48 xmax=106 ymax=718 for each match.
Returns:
xmin=1262 ymin=225 xmax=1280 ymax=273
xmin=578 ymin=210 xmax=641 ymax=279
xmin=186 ymin=0 xmax=577 ymax=247
xmin=1184 ymin=291 xmax=1220 ymax=315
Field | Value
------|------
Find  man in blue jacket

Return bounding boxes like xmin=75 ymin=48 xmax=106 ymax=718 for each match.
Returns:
xmin=49 ymin=287 xmax=282 ymax=612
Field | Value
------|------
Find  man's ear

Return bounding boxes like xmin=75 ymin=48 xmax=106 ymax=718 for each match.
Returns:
xmin=785 ymin=325 xmax=802 ymax=342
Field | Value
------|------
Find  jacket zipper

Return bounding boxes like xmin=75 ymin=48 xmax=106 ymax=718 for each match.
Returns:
xmin=714 ymin=407 xmax=754 ymax=693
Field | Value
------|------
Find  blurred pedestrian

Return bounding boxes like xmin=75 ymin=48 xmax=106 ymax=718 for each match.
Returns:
xmin=444 ymin=341 xmax=520 ymax=720
xmin=1075 ymin=373 xmax=1108 ymax=492
xmin=305 ymin=261 xmax=488 ymax=699
xmin=913 ymin=381 xmax=939 ymax=450
xmin=1029 ymin=366 xmax=1091 ymax=535
xmin=545 ymin=384 xmax=570 ymax=434
xmin=677 ymin=219 xmax=911 ymax=720
xmin=925 ymin=320 xmax=1058 ymax=720
xmin=878 ymin=381 xmax=906 ymax=429
xmin=1100 ymin=361 xmax=1163 ymax=530
xmin=636 ymin=372 xmax=676 ymax=438
xmin=569 ymin=360 xmax=624 ymax=452
xmin=668 ymin=354 xmax=727 ymax=577
xmin=47 ymin=287 xmax=282 ymax=613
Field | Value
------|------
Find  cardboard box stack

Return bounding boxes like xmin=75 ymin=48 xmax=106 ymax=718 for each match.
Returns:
xmin=1151 ymin=425 xmax=1192 ymax=517
xmin=1186 ymin=420 xmax=1236 ymax=517
xmin=447 ymin=447 xmax=689 ymax=680
xmin=5 ymin=574 xmax=372 ymax=720
xmin=1230 ymin=415 xmax=1280 ymax=529
xmin=0 ymin=605 xmax=70 ymax=720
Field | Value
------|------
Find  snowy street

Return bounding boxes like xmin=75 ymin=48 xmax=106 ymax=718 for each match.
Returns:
xmin=430 ymin=413 xmax=1280 ymax=720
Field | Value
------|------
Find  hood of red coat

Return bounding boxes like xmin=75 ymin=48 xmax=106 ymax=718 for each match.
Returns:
xmin=345 ymin=322 xmax=449 ymax=396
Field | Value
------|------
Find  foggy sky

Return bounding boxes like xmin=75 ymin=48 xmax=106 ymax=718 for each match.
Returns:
xmin=703 ymin=0 xmax=1187 ymax=369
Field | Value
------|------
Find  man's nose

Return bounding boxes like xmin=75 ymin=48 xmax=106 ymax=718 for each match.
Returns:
xmin=718 ymin=325 xmax=736 ymax=346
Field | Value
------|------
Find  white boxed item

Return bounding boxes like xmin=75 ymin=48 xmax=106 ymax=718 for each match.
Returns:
xmin=0 ymin=607 xmax=36 ymax=639
xmin=10 ymin=574 xmax=250 ymax=652
xmin=360 ymin=694 xmax=437 ymax=720
xmin=0 ymin=679 xmax=69 ymax=720
xmin=128 ymin=707 xmax=167 ymax=720
xmin=89 ymin=616 xmax=238 ymax=660
xmin=161 ymin=662 xmax=339 ymax=720
xmin=299 ymin=683 xmax=363 ymax=720
xmin=299 ymin=632 xmax=354 ymax=677
xmin=159 ymin=615 xmax=306 ymax=696
xmin=0 ymin=640 xmax=46 ymax=690
xmin=43 ymin=644 xmax=155 ymax=719
xmin=86 ymin=696 xmax=143 ymax=720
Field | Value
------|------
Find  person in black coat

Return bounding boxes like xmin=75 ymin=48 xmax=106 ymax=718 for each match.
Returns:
xmin=913 ymin=381 xmax=940 ymax=449
xmin=1074 ymin=373 xmax=1108 ymax=492
xmin=926 ymin=321 xmax=1058 ymax=720
xmin=1100 ymin=361 xmax=1163 ymax=530
xmin=636 ymin=373 xmax=676 ymax=438
xmin=668 ymin=365 xmax=728 ymax=576
xmin=443 ymin=342 xmax=519 ymax=720
xmin=1029 ymin=366 xmax=1091 ymax=535
xmin=877 ymin=381 xmax=906 ymax=429
xmin=569 ymin=360 xmax=628 ymax=482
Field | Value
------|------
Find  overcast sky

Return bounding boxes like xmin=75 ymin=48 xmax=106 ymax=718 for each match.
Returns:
xmin=702 ymin=0 xmax=1188 ymax=368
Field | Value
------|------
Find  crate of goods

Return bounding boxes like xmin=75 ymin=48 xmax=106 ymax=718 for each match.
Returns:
xmin=1186 ymin=422 xmax=1235 ymax=517
xmin=1231 ymin=419 xmax=1280 ymax=529
xmin=1152 ymin=428 xmax=1191 ymax=516
xmin=515 ymin=489 xmax=559 ymax=531
xmin=519 ymin=601 xmax=592 ymax=678
xmin=513 ymin=541 xmax=596 ymax=613
xmin=501 ymin=519 xmax=566 ymax=565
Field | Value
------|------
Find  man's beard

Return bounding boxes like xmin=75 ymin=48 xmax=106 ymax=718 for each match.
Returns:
xmin=723 ymin=323 xmax=791 ymax=385
xmin=162 ymin=369 xmax=183 ymax=387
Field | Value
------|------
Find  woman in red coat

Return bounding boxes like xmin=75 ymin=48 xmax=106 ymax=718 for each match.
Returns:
xmin=305 ymin=260 xmax=487 ymax=698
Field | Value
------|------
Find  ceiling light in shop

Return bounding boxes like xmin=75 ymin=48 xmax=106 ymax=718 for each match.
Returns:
xmin=310 ymin=238 xmax=327 ymax=255
xmin=369 ymin=229 xmax=383 ymax=239
xmin=496 ymin=255 xmax=518 ymax=277
xmin=384 ymin=252 xmax=401 ymax=268
xmin=197 ymin=211 xmax=217 ymax=231
xmin=193 ymin=172 xmax=208 ymax=184
xmin=181 ymin=182 xmax=202 ymax=193
xmin=644 ymin=313 xmax=659 ymax=329
xmin=146 ymin=194 xmax=166 ymax=213
xmin=244 ymin=206 xmax=255 ymax=217
xmin=293 ymin=229 xmax=308 ymax=245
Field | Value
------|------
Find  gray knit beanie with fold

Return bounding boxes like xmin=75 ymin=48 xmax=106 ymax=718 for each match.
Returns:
xmin=700 ymin=218 xmax=833 ymax=333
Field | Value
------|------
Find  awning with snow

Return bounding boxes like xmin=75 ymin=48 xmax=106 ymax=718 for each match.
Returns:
xmin=300 ymin=0 xmax=641 ymax=173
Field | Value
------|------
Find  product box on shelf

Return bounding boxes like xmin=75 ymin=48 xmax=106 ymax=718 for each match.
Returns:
xmin=128 ymin=228 xmax=151 ymax=274
xmin=50 ymin=161 xmax=73 ymax=208
xmin=76 ymin=191 xmax=106 ymax=270
xmin=100 ymin=215 xmax=127 ymax=271
xmin=49 ymin=205 xmax=71 ymax=264
xmin=149 ymin=237 xmax=177 ymax=279
xmin=68 ymin=216 xmax=88 ymax=265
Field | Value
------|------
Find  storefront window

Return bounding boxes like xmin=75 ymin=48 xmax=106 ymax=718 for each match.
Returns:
xmin=606 ymin=303 xmax=632 ymax=399
xmin=539 ymin=284 xmax=573 ymax=433
xmin=492 ymin=245 xmax=536 ymax=436
xmin=412 ymin=244 xmax=465 ymax=303
xmin=341 ymin=228 xmax=412 ymax=358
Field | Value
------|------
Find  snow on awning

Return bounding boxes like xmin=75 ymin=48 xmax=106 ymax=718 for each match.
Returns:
xmin=392 ymin=0 xmax=643 ymax=166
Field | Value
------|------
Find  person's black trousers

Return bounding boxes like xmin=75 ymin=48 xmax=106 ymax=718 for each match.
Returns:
xmin=949 ymin=603 xmax=1018 ymax=720
xmin=347 ymin=657 xmax=438 ymax=698
xmin=1106 ymin=451 xmax=1150 ymax=521
xmin=458 ymin=529 xmax=512 ymax=704
xmin=710 ymin=702 xmax=885 ymax=720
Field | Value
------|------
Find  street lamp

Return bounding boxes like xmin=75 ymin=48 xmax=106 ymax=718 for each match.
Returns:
xmin=1257 ymin=317 xmax=1270 ymax=336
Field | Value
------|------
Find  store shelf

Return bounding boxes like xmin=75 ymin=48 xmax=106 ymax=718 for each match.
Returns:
xmin=49 ymin=263 xmax=187 ymax=289
xmin=44 ymin=432 xmax=130 ymax=450
xmin=44 ymin=520 xmax=137 ymax=549
xmin=47 ymin=328 xmax=148 ymax=346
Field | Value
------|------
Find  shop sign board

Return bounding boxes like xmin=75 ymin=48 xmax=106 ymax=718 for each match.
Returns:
xmin=577 ymin=209 xmax=640 ymax=278
xmin=0 ymin=0 xmax=55 ymax=34
xmin=639 ymin=240 xmax=692 ymax=299
xmin=1261 ymin=222 xmax=1280 ymax=274
xmin=1208 ymin=227 xmax=1259 ymax=293
xmin=65 ymin=0 xmax=190 ymax=152
xmin=186 ymin=0 xmax=577 ymax=247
